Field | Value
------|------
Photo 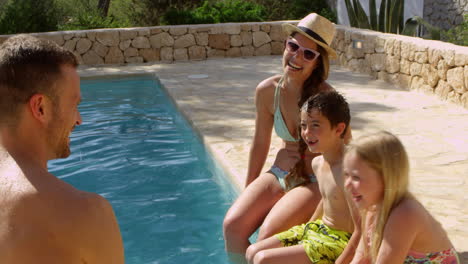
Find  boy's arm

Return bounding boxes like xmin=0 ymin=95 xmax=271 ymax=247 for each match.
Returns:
xmin=309 ymin=156 xmax=323 ymax=221
xmin=336 ymin=169 xmax=362 ymax=264
xmin=309 ymin=199 xmax=323 ymax=221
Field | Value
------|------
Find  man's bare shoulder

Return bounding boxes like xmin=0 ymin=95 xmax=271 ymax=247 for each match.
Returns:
xmin=0 ymin=164 xmax=123 ymax=263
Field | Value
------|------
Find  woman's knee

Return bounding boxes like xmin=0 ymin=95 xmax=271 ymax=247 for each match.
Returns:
xmin=223 ymin=212 xmax=240 ymax=237
xmin=223 ymin=209 xmax=251 ymax=241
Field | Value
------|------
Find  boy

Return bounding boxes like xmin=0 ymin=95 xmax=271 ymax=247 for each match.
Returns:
xmin=245 ymin=91 xmax=359 ymax=264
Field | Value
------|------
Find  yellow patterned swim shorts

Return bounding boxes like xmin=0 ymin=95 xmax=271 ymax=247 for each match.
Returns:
xmin=275 ymin=219 xmax=351 ymax=264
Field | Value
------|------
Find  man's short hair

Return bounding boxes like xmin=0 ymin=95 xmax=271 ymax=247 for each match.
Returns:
xmin=0 ymin=34 xmax=78 ymax=124
xmin=302 ymin=91 xmax=351 ymax=138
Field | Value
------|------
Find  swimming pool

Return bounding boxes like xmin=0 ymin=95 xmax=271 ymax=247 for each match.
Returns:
xmin=48 ymin=75 xmax=237 ymax=263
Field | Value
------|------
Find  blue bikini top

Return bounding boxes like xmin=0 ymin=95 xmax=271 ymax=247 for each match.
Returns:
xmin=273 ymin=77 xmax=299 ymax=142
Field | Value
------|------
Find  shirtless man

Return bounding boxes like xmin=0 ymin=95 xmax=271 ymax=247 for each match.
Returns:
xmin=0 ymin=35 xmax=124 ymax=263
xmin=245 ymin=91 xmax=359 ymax=264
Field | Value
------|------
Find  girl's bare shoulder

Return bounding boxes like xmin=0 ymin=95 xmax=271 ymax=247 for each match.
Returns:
xmin=388 ymin=196 xmax=426 ymax=225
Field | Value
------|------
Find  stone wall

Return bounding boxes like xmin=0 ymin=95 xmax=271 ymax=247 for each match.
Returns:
xmin=0 ymin=21 xmax=467 ymax=109
xmin=424 ymin=0 xmax=467 ymax=31
xmin=0 ymin=23 xmax=286 ymax=65
xmin=332 ymin=25 xmax=468 ymax=109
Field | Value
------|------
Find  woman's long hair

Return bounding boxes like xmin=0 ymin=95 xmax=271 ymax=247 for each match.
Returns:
xmin=283 ymin=43 xmax=328 ymax=190
xmin=346 ymin=131 xmax=410 ymax=261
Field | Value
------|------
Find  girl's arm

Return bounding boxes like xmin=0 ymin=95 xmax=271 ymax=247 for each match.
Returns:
xmin=349 ymin=235 xmax=370 ymax=264
xmin=245 ymin=79 xmax=275 ymax=187
xmin=376 ymin=199 xmax=421 ymax=264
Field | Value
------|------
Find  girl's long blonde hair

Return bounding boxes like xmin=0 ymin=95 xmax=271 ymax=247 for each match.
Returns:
xmin=347 ymin=131 xmax=410 ymax=262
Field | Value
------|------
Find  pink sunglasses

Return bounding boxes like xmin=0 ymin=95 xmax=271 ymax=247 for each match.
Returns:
xmin=286 ymin=39 xmax=320 ymax=62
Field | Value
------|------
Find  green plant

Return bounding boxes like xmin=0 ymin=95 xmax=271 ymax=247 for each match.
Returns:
xmin=58 ymin=9 xmax=129 ymax=30
xmin=255 ymin=0 xmax=335 ymax=22
xmin=318 ymin=7 xmax=337 ymax=23
xmin=401 ymin=16 xmax=441 ymax=40
xmin=161 ymin=0 xmax=266 ymax=25
xmin=0 ymin=0 xmax=60 ymax=34
xmin=127 ymin=0 xmax=204 ymax=26
xmin=344 ymin=0 xmax=405 ymax=33
xmin=56 ymin=0 xmax=130 ymax=30
xmin=443 ymin=14 xmax=468 ymax=46
xmin=344 ymin=0 xmax=442 ymax=40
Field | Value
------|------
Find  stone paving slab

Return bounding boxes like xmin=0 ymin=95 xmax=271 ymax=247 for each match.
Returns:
xmin=79 ymin=56 xmax=468 ymax=260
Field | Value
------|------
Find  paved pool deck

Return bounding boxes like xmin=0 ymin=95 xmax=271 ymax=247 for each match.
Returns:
xmin=79 ymin=56 xmax=468 ymax=259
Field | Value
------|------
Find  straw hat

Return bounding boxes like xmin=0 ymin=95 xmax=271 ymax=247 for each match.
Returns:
xmin=282 ymin=13 xmax=337 ymax=59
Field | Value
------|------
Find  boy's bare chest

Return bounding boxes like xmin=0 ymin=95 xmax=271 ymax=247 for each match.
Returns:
xmin=318 ymin=172 xmax=342 ymax=201
xmin=317 ymin=163 xmax=344 ymax=197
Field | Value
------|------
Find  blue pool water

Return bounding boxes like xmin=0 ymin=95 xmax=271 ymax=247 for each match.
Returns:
xmin=48 ymin=75 xmax=237 ymax=264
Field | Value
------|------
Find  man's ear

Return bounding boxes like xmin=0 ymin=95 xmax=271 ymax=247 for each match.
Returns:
xmin=335 ymin=122 xmax=346 ymax=137
xmin=28 ymin=94 xmax=49 ymax=123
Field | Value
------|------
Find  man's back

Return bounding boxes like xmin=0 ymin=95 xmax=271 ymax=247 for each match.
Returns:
xmin=0 ymin=153 xmax=124 ymax=264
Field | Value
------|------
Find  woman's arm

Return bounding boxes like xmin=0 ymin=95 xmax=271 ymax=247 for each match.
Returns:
xmin=245 ymin=78 xmax=275 ymax=187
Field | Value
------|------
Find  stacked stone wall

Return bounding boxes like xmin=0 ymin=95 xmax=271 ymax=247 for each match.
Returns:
xmin=0 ymin=23 xmax=286 ymax=65
xmin=332 ymin=25 xmax=468 ymax=109
xmin=424 ymin=0 xmax=467 ymax=31
xmin=0 ymin=22 xmax=466 ymax=109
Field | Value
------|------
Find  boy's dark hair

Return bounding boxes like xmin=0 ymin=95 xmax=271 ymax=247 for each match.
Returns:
xmin=302 ymin=91 xmax=350 ymax=138
xmin=284 ymin=91 xmax=351 ymax=190
xmin=0 ymin=34 xmax=78 ymax=124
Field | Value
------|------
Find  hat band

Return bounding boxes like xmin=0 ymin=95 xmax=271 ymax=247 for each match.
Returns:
xmin=298 ymin=26 xmax=328 ymax=46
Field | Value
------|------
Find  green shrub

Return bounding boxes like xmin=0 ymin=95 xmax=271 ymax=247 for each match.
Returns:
xmin=444 ymin=14 xmax=468 ymax=46
xmin=254 ymin=0 xmax=335 ymax=22
xmin=161 ymin=0 xmax=266 ymax=25
xmin=0 ymin=0 xmax=60 ymax=34
xmin=58 ymin=8 xmax=130 ymax=30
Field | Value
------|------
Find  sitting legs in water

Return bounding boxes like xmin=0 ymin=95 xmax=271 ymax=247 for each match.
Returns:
xmin=223 ymin=172 xmax=320 ymax=260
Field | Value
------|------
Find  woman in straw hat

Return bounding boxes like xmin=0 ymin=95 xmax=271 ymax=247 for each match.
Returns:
xmin=223 ymin=13 xmax=351 ymax=262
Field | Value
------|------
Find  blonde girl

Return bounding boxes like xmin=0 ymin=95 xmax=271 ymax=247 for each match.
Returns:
xmin=344 ymin=131 xmax=459 ymax=264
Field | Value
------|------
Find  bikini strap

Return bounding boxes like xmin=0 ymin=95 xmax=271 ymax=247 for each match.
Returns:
xmin=274 ymin=76 xmax=283 ymax=110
